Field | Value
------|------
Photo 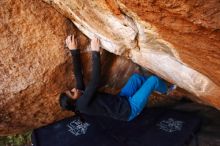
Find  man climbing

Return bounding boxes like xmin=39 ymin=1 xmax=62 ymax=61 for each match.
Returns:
xmin=60 ymin=35 xmax=176 ymax=121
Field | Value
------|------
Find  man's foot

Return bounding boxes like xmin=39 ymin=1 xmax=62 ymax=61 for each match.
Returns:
xmin=166 ymin=84 xmax=177 ymax=95
xmin=155 ymin=84 xmax=176 ymax=95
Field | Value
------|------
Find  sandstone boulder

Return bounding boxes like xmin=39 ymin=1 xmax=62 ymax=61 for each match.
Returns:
xmin=44 ymin=0 xmax=220 ymax=109
xmin=0 ymin=0 xmax=143 ymax=135
xmin=1 ymin=0 xmax=220 ymax=136
xmin=0 ymin=0 xmax=75 ymax=135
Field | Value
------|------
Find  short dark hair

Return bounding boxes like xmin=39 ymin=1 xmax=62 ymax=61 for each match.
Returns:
xmin=59 ymin=93 xmax=76 ymax=112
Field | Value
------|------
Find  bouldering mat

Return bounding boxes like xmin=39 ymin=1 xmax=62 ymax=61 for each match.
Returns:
xmin=32 ymin=107 xmax=201 ymax=146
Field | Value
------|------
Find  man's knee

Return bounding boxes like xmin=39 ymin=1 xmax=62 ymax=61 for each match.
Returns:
xmin=148 ymin=75 xmax=159 ymax=83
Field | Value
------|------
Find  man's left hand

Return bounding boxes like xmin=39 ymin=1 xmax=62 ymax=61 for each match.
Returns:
xmin=65 ymin=35 xmax=78 ymax=50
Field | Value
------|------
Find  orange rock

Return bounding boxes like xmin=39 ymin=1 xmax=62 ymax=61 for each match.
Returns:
xmin=0 ymin=0 xmax=75 ymax=135
xmin=1 ymin=0 xmax=220 ymax=135
xmin=119 ymin=0 xmax=220 ymax=106
xmin=0 ymin=0 xmax=140 ymax=135
xmin=44 ymin=0 xmax=220 ymax=109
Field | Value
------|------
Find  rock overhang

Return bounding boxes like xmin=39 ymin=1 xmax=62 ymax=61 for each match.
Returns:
xmin=44 ymin=0 xmax=220 ymax=109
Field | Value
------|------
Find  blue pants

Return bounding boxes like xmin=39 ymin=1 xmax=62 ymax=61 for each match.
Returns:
xmin=118 ymin=73 xmax=168 ymax=121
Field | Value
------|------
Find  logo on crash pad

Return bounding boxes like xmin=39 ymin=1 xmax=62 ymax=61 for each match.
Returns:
xmin=157 ymin=118 xmax=184 ymax=133
xmin=67 ymin=119 xmax=90 ymax=136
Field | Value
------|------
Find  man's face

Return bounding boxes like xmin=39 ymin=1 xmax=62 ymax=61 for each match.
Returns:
xmin=65 ymin=88 xmax=82 ymax=100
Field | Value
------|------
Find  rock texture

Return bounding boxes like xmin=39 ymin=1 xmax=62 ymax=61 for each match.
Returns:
xmin=44 ymin=0 xmax=220 ymax=109
xmin=0 ymin=0 xmax=74 ymax=135
xmin=1 ymin=0 xmax=220 ymax=136
xmin=0 ymin=0 xmax=144 ymax=135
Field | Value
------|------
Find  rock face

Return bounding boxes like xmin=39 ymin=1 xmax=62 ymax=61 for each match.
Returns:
xmin=0 ymin=0 xmax=74 ymax=135
xmin=44 ymin=0 xmax=220 ymax=108
xmin=0 ymin=0 xmax=220 ymax=136
xmin=0 ymin=0 xmax=141 ymax=135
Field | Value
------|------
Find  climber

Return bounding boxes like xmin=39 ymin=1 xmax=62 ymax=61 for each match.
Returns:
xmin=59 ymin=35 xmax=176 ymax=121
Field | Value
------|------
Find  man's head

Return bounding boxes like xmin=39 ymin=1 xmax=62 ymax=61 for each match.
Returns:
xmin=59 ymin=88 xmax=83 ymax=111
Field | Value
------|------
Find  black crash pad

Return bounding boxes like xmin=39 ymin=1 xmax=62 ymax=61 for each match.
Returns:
xmin=32 ymin=108 xmax=201 ymax=146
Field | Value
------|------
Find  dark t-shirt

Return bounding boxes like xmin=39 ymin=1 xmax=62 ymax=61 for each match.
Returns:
xmin=71 ymin=50 xmax=131 ymax=121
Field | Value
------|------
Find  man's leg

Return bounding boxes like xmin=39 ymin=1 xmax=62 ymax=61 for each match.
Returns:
xmin=128 ymin=75 xmax=167 ymax=121
xmin=118 ymin=73 xmax=148 ymax=98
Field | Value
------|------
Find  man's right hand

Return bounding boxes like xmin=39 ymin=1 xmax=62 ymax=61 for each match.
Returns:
xmin=91 ymin=37 xmax=100 ymax=52
xmin=65 ymin=35 xmax=78 ymax=50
